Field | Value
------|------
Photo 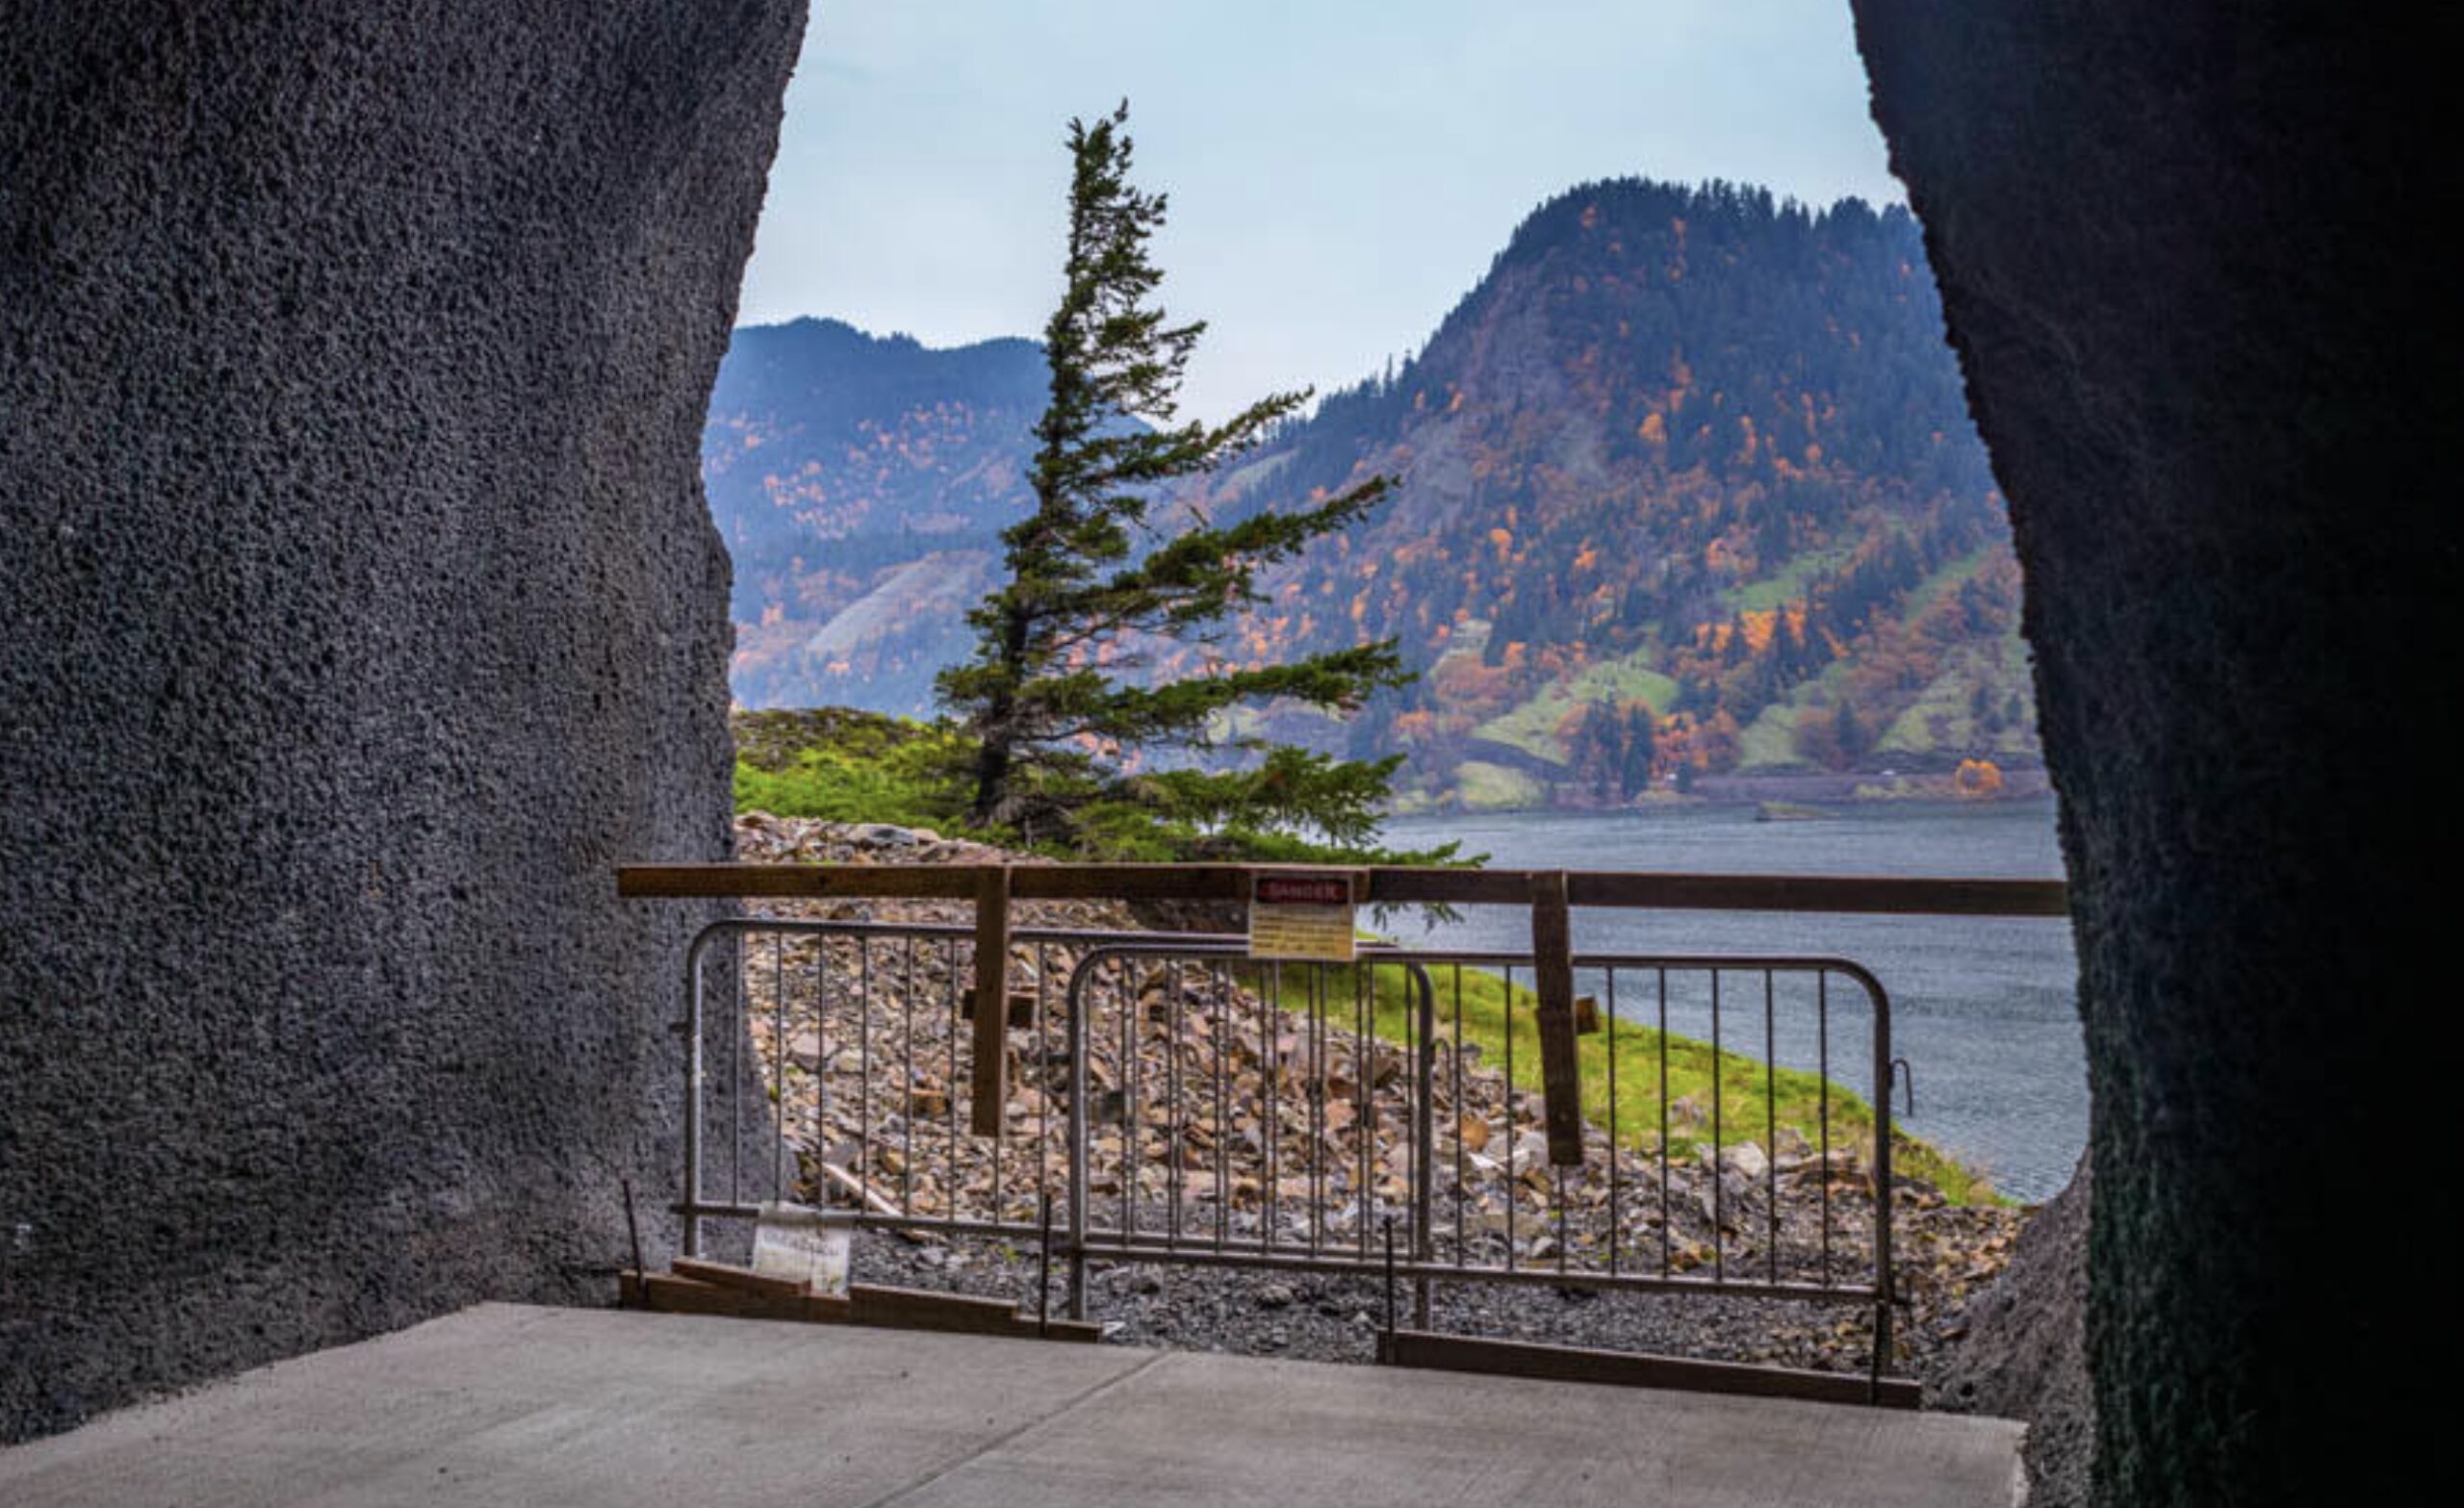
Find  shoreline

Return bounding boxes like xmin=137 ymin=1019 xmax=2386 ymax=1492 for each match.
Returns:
xmin=1395 ymin=768 xmax=2057 ymax=817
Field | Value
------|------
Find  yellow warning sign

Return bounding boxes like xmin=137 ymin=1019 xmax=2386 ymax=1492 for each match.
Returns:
xmin=1247 ymin=873 xmax=1359 ymax=961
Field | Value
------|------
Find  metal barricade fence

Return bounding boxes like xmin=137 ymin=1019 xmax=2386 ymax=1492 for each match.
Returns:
xmin=676 ymin=918 xmax=1899 ymax=1369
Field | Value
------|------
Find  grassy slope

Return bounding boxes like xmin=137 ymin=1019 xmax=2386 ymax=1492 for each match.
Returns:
xmin=1456 ymin=760 xmax=1550 ymax=810
xmin=1277 ymin=958 xmax=1991 ymax=1206
xmin=732 ymin=708 xmax=964 ymax=829
xmin=1473 ymin=651 xmax=1681 ymax=766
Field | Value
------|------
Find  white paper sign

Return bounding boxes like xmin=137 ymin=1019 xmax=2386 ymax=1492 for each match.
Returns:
xmin=750 ymin=1201 xmax=853 ymax=1296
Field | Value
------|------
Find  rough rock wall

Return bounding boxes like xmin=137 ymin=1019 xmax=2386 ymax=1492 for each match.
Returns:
xmin=1853 ymin=6 xmax=2451 ymax=1502
xmin=0 ymin=1 xmax=806 ymax=1442
xmin=1929 ymin=1158 xmax=2091 ymax=1505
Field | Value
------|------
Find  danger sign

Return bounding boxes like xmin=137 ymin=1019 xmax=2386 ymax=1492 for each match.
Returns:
xmin=1247 ymin=872 xmax=1359 ymax=961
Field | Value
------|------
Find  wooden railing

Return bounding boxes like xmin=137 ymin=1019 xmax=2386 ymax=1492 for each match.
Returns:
xmin=623 ymin=862 xmax=2066 ymax=1139
xmin=619 ymin=862 xmax=2069 ymax=916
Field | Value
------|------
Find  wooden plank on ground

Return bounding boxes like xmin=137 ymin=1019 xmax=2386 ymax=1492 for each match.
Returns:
xmin=1528 ymin=869 xmax=1584 ymax=1167
xmin=1378 ymin=1330 xmax=1922 ymax=1410
xmin=670 ymin=1258 xmax=809 ymax=1299
xmin=625 ymin=1270 xmax=853 ymax=1323
xmin=849 ymin=1283 xmax=1024 ymax=1336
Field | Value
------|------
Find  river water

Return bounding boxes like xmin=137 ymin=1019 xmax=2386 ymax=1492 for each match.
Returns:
xmin=1377 ymin=799 xmax=2082 ymax=1202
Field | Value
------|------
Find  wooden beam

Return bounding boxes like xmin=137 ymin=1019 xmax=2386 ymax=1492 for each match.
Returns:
xmin=670 ymin=1257 xmax=809 ymax=1299
xmin=849 ymin=1283 xmax=1026 ymax=1336
xmin=1378 ymin=1330 xmax=1922 ymax=1410
xmin=960 ymin=987 xmax=1037 ymax=1027
xmin=621 ymin=1270 xmax=852 ymax=1324
xmin=619 ymin=862 xmax=2069 ymax=918
xmin=969 ymin=865 xmax=1012 ymax=1137
xmin=1528 ymin=870 xmax=1584 ymax=1167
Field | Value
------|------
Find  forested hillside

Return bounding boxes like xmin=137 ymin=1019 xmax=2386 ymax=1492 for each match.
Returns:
xmin=704 ymin=319 xmax=1045 ymax=709
xmin=705 ymin=180 xmax=2040 ymax=805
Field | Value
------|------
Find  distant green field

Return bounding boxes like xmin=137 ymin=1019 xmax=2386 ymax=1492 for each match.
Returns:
xmin=1456 ymin=759 xmax=1550 ymax=810
xmin=1736 ymin=702 xmax=1809 ymax=772
xmin=1722 ymin=545 xmax=1851 ymax=613
xmin=1876 ymin=633 xmax=2035 ymax=760
xmin=1473 ymin=651 xmax=1681 ymax=764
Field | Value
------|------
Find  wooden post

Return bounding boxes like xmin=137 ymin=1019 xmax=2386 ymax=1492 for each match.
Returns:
xmin=1529 ymin=869 xmax=1583 ymax=1166
xmin=969 ymin=864 xmax=1012 ymax=1136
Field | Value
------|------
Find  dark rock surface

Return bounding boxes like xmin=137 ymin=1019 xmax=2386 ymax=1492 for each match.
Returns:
xmin=1929 ymin=1159 xmax=2090 ymax=1506
xmin=1854 ymin=6 xmax=2451 ymax=1502
xmin=0 ymin=2 xmax=805 ymax=1442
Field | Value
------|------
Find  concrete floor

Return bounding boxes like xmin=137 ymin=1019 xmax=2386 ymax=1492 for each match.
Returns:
xmin=0 ymin=1305 xmax=2024 ymax=1507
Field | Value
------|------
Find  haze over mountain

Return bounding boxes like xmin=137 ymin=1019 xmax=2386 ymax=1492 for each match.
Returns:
xmin=704 ymin=178 xmax=2039 ymax=805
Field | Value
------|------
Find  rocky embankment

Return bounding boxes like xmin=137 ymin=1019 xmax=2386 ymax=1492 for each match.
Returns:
xmin=728 ymin=812 xmax=2027 ymax=1392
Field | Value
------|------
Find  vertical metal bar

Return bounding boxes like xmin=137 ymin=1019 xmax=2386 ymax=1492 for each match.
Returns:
xmin=1381 ymin=1214 xmax=1398 ymax=1356
xmin=1409 ymin=962 xmax=1434 ymax=1330
xmin=1036 ymin=944 xmax=1053 ymax=1228
xmin=901 ymin=935 xmax=915 ymax=1215
xmin=684 ymin=940 xmax=706 ymax=1259
xmin=988 ymin=936 xmax=1003 ymax=1218
xmin=1264 ymin=960 xmax=1281 ymax=1254
xmin=1122 ymin=958 xmax=1139 ymax=1242
xmin=1555 ymin=1165 xmax=1570 ymax=1276
xmin=1066 ymin=956 xmax=1094 ymax=1321
xmin=947 ymin=937 xmax=962 ymax=1220
xmin=1710 ymin=968 xmax=1724 ymax=1285
xmin=859 ymin=939 xmax=872 ymax=1218
xmin=1819 ymin=969 xmax=1833 ymax=1285
xmin=729 ymin=932 xmax=743 ymax=1208
xmin=813 ymin=936 xmax=828 ymax=1208
xmin=1606 ymin=967 xmax=1621 ymax=1278
xmin=1869 ymin=971 xmax=1897 ymax=1391
xmin=1439 ymin=965 xmax=1458 ymax=1261
xmin=1503 ymin=962 xmax=1516 ymax=1273
xmin=1214 ymin=960 xmax=1230 ymax=1253
xmin=1038 ymin=1189 xmax=1054 ymax=1337
xmin=1168 ymin=958 xmax=1184 ymax=1249
xmin=1308 ymin=963 xmax=1325 ymax=1257
xmin=1355 ymin=962 xmax=1372 ymax=1260
xmin=1656 ymin=966 xmax=1670 ymax=1278
xmin=771 ymin=931 xmax=788 ymax=1195
xmin=1765 ymin=967 xmax=1780 ymax=1286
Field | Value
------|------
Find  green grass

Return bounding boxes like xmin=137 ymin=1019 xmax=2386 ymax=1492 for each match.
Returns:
xmin=1473 ymin=651 xmax=1681 ymax=765
xmin=1899 ymin=542 xmax=1996 ymax=620
xmin=1722 ymin=546 xmax=1851 ymax=613
xmin=1455 ymin=760 xmax=1549 ymax=810
xmin=1271 ymin=958 xmax=1993 ymax=1205
xmin=732 ymin=708 xmax=968 ymax=829
xmin=1875 ymin=633 xmax=2037 ymax=761
xmin=1735 ymin=702 xmax=1810 ymax=772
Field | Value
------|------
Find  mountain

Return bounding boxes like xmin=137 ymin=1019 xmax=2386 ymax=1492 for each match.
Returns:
xmin=703 ymin=180 xmax=2040 ymax=801
xmin=704 ymin=319 xmax=1045 ymax=710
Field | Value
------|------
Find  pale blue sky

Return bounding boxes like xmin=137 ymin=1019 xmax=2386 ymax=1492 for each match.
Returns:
xmin=736 ymin=2 xmax=1901 ymax=423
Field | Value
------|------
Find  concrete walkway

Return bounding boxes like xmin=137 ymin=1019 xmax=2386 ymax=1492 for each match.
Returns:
xmin=0 ymin=1305 xmax=2023 ymax=1507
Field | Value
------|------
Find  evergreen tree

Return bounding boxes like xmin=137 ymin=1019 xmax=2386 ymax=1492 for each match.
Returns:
xmin=1618 ymin=702 xmax=1659 ymax=798
xmin=937 ymin=105 xmax=1423 ymax=859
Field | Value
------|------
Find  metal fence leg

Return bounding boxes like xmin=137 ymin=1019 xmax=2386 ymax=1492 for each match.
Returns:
xmin=682 ymin=941 xmax=708 ymax=1260
xmin=1408 ymin=962 xmax=1436 ymax=1331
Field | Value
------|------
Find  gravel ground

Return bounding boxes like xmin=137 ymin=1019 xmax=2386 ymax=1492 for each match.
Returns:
xmin=843 ymin=1215 xmax=1999 ymax=1390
